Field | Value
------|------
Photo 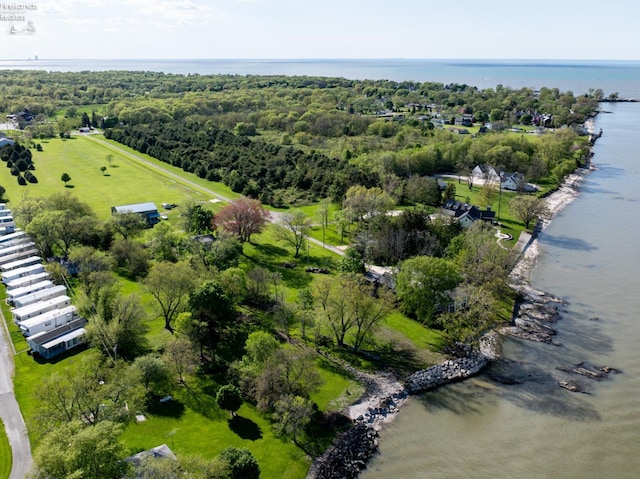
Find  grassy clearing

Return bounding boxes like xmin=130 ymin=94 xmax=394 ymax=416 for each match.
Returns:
xmin=0 ymin=419 xmax=10 ymax=479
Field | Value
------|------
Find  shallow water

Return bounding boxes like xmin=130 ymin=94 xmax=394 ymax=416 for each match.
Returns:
xmin=361 ymin=102 xmax=640 ymax=479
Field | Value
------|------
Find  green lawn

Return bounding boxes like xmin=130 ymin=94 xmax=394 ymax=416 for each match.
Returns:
xmin=0 ymin=419 xmax=10 ymax=479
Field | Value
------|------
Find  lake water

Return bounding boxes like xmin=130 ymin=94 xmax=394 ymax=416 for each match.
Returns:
xmin=2 ymin=58 xmax=640 ymax=98
xmin=361 ymin=103 xmax=640 ymax=478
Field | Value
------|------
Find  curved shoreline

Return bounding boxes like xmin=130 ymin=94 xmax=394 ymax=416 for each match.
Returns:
xmin=306 ymin=125 xmax=598 ymax=479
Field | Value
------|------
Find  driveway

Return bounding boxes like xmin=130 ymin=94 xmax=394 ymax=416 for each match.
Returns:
xmin=0 ymin=315 xmax=32 ymax=479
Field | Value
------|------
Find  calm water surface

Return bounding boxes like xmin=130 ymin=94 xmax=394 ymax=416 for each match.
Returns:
xmin=361 ymin=102 xmax=640 ymax=478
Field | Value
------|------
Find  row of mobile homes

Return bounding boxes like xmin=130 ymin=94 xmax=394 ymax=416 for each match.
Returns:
xmin=0 ymin=248 xmax=39 ymax=267
xmin=19 ymin=305 xmax=77 ymax=337
xmin=0 ymin=230 xmax=27 ymax=245
xmin=12 ymin=295 xmax=71 ymax=323
xmin=2 ymin=263 xmax=45 ymax=284
xmin=27 ymin=317 xmax=88 ymax=360
xmin=13 ymin=285 xmax=67 ymax=309
xmin=6 ymin=271 xmax=49 ymax=290
xmin=1 ymin=255 xmax=41 ymax=273
xmin=0 ymin=215 xmax=15 ymax=234
xmin=7 ymin=280 xmax=54 ymax=304
xmin=0 ymin=242 xmax=36 ymax=258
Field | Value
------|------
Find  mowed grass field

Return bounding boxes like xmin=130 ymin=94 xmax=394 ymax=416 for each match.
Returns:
xmin=0 ymin=135 xmax=220 ymax=220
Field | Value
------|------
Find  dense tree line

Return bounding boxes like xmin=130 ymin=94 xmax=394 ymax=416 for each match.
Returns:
xmin=104 ymin=121 xmax=372 ymax=204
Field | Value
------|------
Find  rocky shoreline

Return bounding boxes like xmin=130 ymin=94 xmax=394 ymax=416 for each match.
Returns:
xmin=306 ymin=124 xmax=601 ymax=479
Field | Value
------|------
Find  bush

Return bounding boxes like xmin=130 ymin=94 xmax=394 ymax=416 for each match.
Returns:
xmin=17 ymin=175 xmax=26 ymax=185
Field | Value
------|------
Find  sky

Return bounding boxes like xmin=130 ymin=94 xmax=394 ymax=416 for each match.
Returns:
xmin=1 ymin=0 xmax=640 ymax=60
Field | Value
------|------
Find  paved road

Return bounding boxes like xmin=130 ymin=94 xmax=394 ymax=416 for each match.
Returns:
xmin=0 ymin=314 xmax=32 ymax=479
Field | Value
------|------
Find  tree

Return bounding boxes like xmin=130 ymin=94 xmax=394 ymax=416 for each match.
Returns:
xmin=396 ymin=256 xmax=461 ymax=326
xmin=216 ymin=198 xmax=269 ymax=242
xmin=0 ymin=185 xmax=5 ymax=200
xmin=61 ymin=172 xmax=71 ymax=186
xmin=272 ymin=211 xmax=311 ymax=258
xmin=218 ymin=447 xmax=260 ymax=479
xmin=342 ymin=185 xmax=395 ymax=224
xmin=216 ymin=384 xmax=243 ymax=417
xmin=338 ymin=247 xmax=366 ymax=274
xmin=33 ymin=355 xmax=145 ymax=431
xmin=87 ymin=294 xmax=149 ymax=360
xmin=30 ymin=420 xmax=130 ymax=479
xmin=110 ymin=238 xmax=149 ymax=277
xmin=181 ymin=201 xmax=215 ymax=235
xmin=273 ymin=394 xmax=313 ymax=445
xmin=144 ymin=261 xmax=195 ymax=332
xmin=146 ymin=221 xmax=184 ymax=262
xmin=110 ymin=211 xmax=147 ymax=240
xmin=509 ymin=195 xmax=548 ymax=229
xmin=316 ymin=198 xmax=331 ymax=245
xmin=437 ymin=285 xmax=499 ymax=345
xmin=100 ymin=165 xmax=107 ymax=175
xmin=255 ymin=348 xmax=321 ymax=412
xmin=132 ymin=354 xmax=172 ymax=394
xmin=163 ymin=337 xmax=199 ymax=386
xmin=187 ymin=280 xmax=235 ymax=357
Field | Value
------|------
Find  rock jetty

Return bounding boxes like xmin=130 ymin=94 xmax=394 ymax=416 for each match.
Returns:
xmin=405 ymin=350 xmax=488 ymax=394
xmin=306 ymin=422 xmax=379 ymax=479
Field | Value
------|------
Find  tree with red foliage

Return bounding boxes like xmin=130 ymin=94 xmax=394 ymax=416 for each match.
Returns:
xmin=216 ymin=198 xmax=270 ymax=243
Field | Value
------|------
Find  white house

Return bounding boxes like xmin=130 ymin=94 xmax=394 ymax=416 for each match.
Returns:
xmin=472 ymin=164 xmax=501 ymax=183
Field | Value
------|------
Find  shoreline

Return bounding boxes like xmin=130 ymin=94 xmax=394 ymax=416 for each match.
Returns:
xmin=307 ymin=124 xmax=598 ymax=479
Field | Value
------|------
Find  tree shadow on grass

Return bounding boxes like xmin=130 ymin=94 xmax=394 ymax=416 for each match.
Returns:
xmin=228 ymin=415 xmax=262 ymax=440
xmin=64 ymin=184 xmax=75 ymax=188
xmin=146 ymin=396 xmax=186 ymax=419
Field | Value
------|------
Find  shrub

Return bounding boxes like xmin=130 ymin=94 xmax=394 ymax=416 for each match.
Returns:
xmin=17 ymin=175 xmax=26 ymax=185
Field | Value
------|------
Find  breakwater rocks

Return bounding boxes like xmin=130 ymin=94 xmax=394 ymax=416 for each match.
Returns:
xmin=503 ymin=285 xmax=566 ymax=343
xmin=306 ymin=423 xmax=379 ymax=479
xmin=307 ymin=345 xmax=493 ymax=479
xmin=405 ymin=351 xmax=488 ymax=394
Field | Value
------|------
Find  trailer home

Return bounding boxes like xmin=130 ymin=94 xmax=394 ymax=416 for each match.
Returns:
xmin=0 ymin=249 xmax=40 ymax=267
xmin=0 ymin=242 xmax=36 ymax=258
xmin=0 ymin=255 xmax=41 ymax=273
xmin=0 ymin=230 xmax=26 ymax=245
xmin=27 ymin=317 xmax=87 ymax=360
xmin=5 ymin=271 xmax=49 ymax=290
xmin=19 ymin=305 xmax=77 ymax=337
xmin=13 ymin=285 xmax=67 ymax=309
xmin=7 ymin=280 xmax=54 ymax=304
xmin=12 ymin=295 xmax=72 ymax=323
xmin=2 ymin=263 xmax=45 ymax=284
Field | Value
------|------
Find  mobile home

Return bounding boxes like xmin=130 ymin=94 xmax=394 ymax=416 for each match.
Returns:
xmin=12 ymin=295 xmax=72 ymax=323
xmin=0 ymin=255 xmax=41 ymax=273
xmin=7 ymin=280 xmax=54 ymax=304
xmin=0 ymin=249 xmax=39 ymax=267
xmin=5 ymin=271 xmax=49 ymax=290
xmin=13 ymin=285 xmax=67 ymax=309
xmin=27 ymin=317 xmax=87 ymax=360
xmin=0 ymin=242 xmax=36 ymax=258
xmin=19 ymin=305 xmax=78 ymax=337
xmin=0 ymin=230 xmax=29 ymax=246
xmin=2 ymin=263 xmax=45 ymax=284
xmin=0 ymin=230 xmax=27 ymax=245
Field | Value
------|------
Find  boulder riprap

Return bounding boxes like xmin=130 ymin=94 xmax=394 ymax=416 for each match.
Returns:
xmin=405 ymin=351 xmax=488 ymax=394
xmin=306 ymin=423 xmax=379 ymax=479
